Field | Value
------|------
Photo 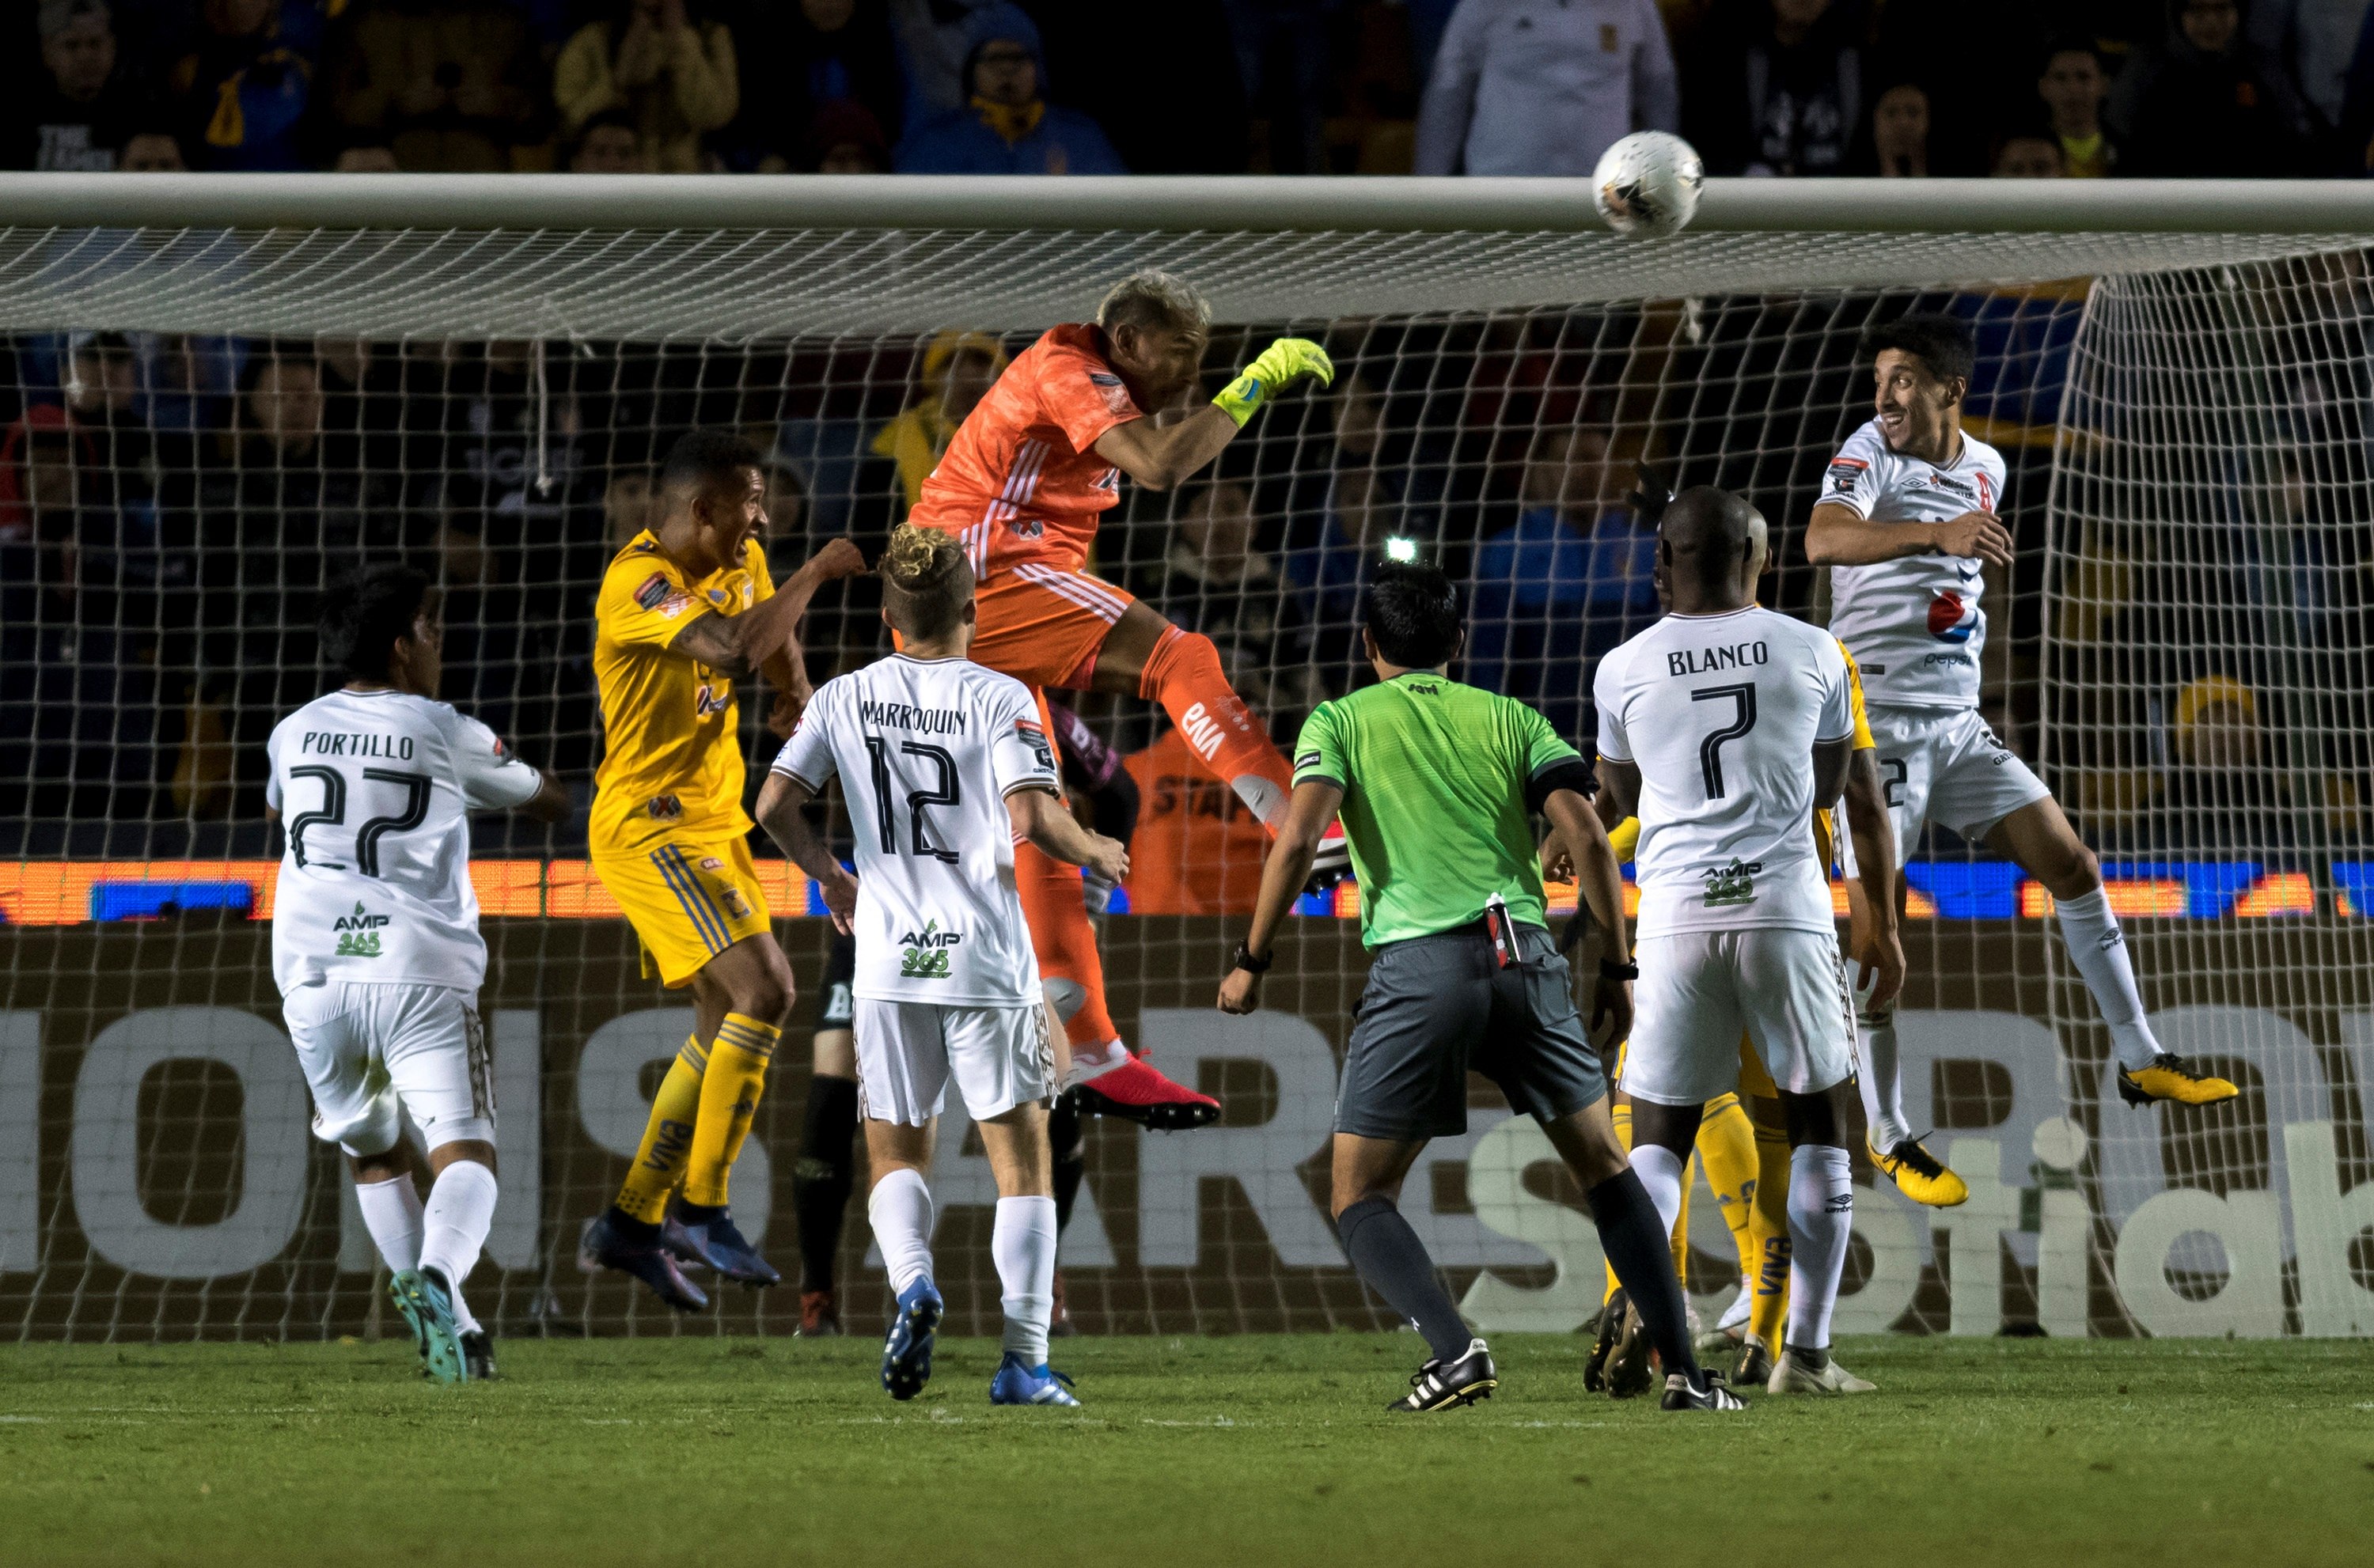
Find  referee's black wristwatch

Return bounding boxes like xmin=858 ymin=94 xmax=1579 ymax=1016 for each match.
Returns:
xmin=1598 ymin=955 xmax=1640 ymax=981
xmin=1231 ymin=941 xmax=1273 ymax=975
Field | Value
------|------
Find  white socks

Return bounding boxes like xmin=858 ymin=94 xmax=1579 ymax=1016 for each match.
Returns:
xmin=418 ymin=1160 xmax=497 ymax=1319
xmin=868 ymin=1167 xmax=937 ymax=1295
xmin=2053 ymin=886 xmax=2163 ymax=1072
xmin=1855 ymin=1014 xmax=1913 ymax=1152
xmin=992 ymin=1195 xmax=1059 ymax=1367
xmin=354 ymin=1174 xmax=423 ymax=1272
xmin=1628 ymin=1142 xmax=1688 ymax=1239
xmin=1785 ymin=1144 xmax=1853 ymax=1352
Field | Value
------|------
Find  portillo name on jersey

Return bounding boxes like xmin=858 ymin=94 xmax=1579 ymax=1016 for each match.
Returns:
xmin=297 ymin=731 xmax=418 ymax=760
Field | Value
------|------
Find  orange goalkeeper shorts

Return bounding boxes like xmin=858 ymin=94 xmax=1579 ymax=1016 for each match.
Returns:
xmin=965 ymin=566 xmax=1140 ymax=691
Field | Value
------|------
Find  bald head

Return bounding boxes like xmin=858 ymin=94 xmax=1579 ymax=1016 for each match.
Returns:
xmin=1656 ymin=486 xmax=1767 ymax=613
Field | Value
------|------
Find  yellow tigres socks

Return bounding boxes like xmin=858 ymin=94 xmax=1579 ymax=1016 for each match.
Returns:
xmin=681 ymin=1013 xmax=781 ymax=1210
xmin=1695 ymin=1093 xmax=1760 ymax=1281
xmin=616 ymin=1036 xmax=709 ymax=1225
xmin=1605 ymin=1097 xmax=1696 ymax=1304
xmin=1746 ymin=1115 xmax=1794 ymax=1348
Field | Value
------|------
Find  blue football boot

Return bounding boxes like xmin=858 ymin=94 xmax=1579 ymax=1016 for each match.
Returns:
xmin=880 ymin=1278 xmax=944 ymax=1401
xmin=989 ymin=1354 xmax=1081 ymax=1407
xmin=664 ymin=1201 xmax=781 ymax=1287
xmin=578 ymin=1211 xmax=709 ymax=1312
xmin=389 ymin=1267 xmax=469 ymax=1385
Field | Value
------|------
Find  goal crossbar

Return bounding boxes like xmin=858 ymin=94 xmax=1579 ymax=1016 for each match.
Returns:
xmin=0 ymin=176 xmax=2365 ymax=339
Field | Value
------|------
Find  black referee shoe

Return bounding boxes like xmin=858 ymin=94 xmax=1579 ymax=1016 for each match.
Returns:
xmin=1661 ymin=1369 xmax=1746 ymax=1412
xmin=1386 ymin=1339 xmax=1496 ymax=1413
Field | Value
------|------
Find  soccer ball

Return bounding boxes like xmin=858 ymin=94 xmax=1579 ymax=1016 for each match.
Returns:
xmin=1593 ymin=131 xmax=1705 ymax=239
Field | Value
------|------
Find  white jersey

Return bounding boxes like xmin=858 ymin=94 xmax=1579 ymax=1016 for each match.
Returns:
xmin=266 ymin=688 xmax=544 ymax=996
xmin=1822 ymin=418 xmax=2008 ymax=712
xmin=1594 ymin=606 xmax=1857 ymax=940
xmin=772 ymin=653 xmax=1058 ymax=1008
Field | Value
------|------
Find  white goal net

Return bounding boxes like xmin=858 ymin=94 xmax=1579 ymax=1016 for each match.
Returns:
xmin=1 ymin=176 xmax=2368 ymax=1343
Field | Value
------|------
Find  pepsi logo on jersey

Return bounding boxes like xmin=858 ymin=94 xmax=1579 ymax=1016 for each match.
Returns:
xmin=1928 ymin=590 xmax=1979 ymax=642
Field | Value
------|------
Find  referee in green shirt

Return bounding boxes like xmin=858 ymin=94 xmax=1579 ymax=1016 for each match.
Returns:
xmin=1219 ymin=561 xmax=1742 ymax=1414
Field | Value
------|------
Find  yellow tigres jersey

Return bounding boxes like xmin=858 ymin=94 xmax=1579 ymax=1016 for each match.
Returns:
xmin=590 ymin=531 xmax=775 ymax=850
xmin=1606 ymin=637 xmax=1874 ymax=865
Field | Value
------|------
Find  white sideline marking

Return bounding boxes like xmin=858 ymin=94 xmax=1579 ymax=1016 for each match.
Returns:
xmin=0 ymin=1415 xmax=51 ymax=1422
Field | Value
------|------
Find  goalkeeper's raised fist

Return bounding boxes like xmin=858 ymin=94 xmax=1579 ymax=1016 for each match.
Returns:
xmin=1212 ymin=338 xmax=1333 ymax=427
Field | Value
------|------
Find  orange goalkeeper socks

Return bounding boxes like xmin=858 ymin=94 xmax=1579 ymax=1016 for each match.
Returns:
xmin=1015 ymin=831 xmax=1121 ymax=1056
xmin=1138 ymin=624 xmax=1295 ymax=831
xmin=681 ymin=1013 xmax=779 ymax=1209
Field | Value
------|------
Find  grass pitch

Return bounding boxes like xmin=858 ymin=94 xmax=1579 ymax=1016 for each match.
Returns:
xmin=2 ymin=1334 xmax=2369 ymax=1567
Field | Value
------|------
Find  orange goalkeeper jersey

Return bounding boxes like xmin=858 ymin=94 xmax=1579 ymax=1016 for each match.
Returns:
xmin=908 ymin=324 xmax=1142 ymax=579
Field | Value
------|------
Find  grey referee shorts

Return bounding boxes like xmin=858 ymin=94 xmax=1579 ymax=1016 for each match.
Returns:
xmin=1337 ymin=920 xmax=1608 ymax=1142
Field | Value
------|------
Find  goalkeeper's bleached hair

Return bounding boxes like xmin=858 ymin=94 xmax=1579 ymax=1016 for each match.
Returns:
xmin=1098 ymin=269 xmax=1212 ymax=335
xmin=880 ymin=524 xmax=974 ymax=642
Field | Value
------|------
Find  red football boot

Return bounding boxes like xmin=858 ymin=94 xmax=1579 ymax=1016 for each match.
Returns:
xmin=1071 ymin=1052 xmax=1221 ymax=1131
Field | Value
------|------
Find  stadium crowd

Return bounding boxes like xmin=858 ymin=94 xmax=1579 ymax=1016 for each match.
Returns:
xmin=10 ymin=0 xmax=2374 ymax=180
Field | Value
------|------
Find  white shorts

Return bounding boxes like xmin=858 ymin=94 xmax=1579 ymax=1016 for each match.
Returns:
xmin=281 ymin=980 xmax=493 ymax=1156
xmin=1839 ymin=705 xmax=2053 ymax=875
xmin=853 ymin=998 xmax=1053 ymax=1127
xmin=1621 ymin=927 xmax=1856 ymax=1108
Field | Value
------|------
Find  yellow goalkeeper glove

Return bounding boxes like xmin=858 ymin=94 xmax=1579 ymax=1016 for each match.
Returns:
xmin=1212 ymin=337 xmax=1333 ymax=427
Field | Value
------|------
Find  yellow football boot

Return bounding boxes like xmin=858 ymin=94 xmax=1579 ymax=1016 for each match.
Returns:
xmin=1868 ymin=1135 xmax=1970 ymax=1208
xmin=2117 ymin=1054 xmax=2239 ymax=1108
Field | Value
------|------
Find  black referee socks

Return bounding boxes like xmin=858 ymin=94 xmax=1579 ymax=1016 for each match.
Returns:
xmin=1587 ymin=1168 xmax=1699 ymax=1378
xmin=1336 ymin=1195 xmax=1472 ymax=1364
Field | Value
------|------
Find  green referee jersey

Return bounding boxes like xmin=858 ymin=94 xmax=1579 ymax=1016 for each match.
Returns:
xmin=1292 ymin=672 xmax=1580 ymax=948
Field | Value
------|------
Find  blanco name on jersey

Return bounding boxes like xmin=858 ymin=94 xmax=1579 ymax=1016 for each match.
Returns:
xmin=266 ymin=688 xmax=544 ymax=995
xmin=1595 ymin=606 xmax=1856 ymax=940
xmin=772 ymin=654 xmax=1058 ymax=1008
xmin=1822 ymin=417 xmax=2008 ymax=712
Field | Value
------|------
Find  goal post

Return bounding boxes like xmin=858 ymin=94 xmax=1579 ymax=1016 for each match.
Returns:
xmin=0 ymin=176 xmax=2368 ymax=1343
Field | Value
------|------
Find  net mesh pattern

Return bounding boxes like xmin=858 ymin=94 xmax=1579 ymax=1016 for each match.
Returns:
xmin=0 ymin=221 xmax=2367 ymax=1342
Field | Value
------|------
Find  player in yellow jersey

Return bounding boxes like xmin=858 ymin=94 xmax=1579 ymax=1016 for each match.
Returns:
xmin=577 ymin=430 xmax=865 ymax=1310
xmin=1563 ymin=638 xmax=1921 ymax=1395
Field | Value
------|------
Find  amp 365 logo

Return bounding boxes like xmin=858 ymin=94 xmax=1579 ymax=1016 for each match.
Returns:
xmin=897 ymin=919 xmax=962 ymax=979
xmin=332 ymin=901 xmax=389 ymax=958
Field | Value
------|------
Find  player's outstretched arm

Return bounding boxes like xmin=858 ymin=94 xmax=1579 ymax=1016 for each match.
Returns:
xmin=1005 ymin=785 xmax=1128 ymax=885
xmin=1216 ymin=778 xmax=1341 ymax=1016
xmin=754 ymin=771 xmax=859 ymax=934
xmin=1541 ymin=785 xmax=1633 ymax=1046
xmin=1093 ymin=338 xmax=1333 ymax=492
xmin=668 ymin=536 xmax=867 ymax=679
xmin=1804 ymin=500 xmax=2013 ymax=570
xmin=514 ymin=767 xmax=575 ymax=824
xmin=1829 ymin=741 xmax=1906 ymax=1010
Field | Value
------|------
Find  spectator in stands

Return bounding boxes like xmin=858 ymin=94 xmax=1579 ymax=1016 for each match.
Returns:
xmin=1993 ymin=131 xmax=2068 ymax=176
xmin=2038 ymin=39 xmax=2121 ymax=176
xmin=886 ymin=0 xmax=990 ymax=134
xmin=1682 ymin=0 xmax=1866 ymax=177
xmin=2335 ymin=4 xmax=2374 ymax=172
xmin=568 ymin=108 xmax=650 ymax=171
xmin=1414 ymin=0 xmax=1679 ymax=176
xmin=324 ymin=0 xmax=543 ymax=172
xmin=1226 ymin=0 xmax=1331 ymax=173
xmin=555 ymin=0 xmax=740 ymax=174
xmin=2125 ymin=0 xmax=2316 ymax=176
xmin=870 ymin=329 xmax=1007 ymax=514
xmin=603 ymin=463 xmax=658 ymax=551
xmin=2251 ymin=0 xmax=2369 ymax=139
xmin=727 ymin=0 xmax=904 ymax=172
xmin=895 ymin=4 xmax=1124 ymax=174
xmin=118 ymin=126 xmax=189 ymax=170
xmin=1864 ymin=79 xmax=1932 ymax=176
xmin=7 ymin=2 xmax=143 ymax=172
xmin=2124 ymin=675 xmax=2303 ymax=860
xmin=1463 ymin=423 xmax=1651 ymax=742
xmin=169 ymin=0 xmax=324 ymax=172
xmin=63 ymin=331 xmax=165 ymax=531
xmin=808 ymin=100 xmax=891 ymax=172
xmin=1136 ymin=477 xmax=1324 ymax=724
